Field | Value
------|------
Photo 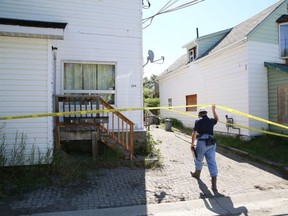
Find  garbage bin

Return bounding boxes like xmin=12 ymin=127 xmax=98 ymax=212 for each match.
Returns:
xmin=154 ymin=116 xmax=160 ymax=125
xmin=164 ymin=119 xmax=172 ymax=131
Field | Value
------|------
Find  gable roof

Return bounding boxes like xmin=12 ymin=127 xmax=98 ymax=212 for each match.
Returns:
xmin=198 ymin=28 xmax=232 ymax=59
xmin=159 ymin=0 xmax=285 ymax=79
xmin=158 ymin=54 xmax=188 ymax=77
xmin=209 ymin=0 xmax=284 ymax=54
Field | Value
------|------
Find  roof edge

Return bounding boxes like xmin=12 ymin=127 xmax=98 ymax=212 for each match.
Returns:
xmin=0 ymin=18 xmax=67 ymax=29
xmin=264 ymin=62 xmax=288 ymax=73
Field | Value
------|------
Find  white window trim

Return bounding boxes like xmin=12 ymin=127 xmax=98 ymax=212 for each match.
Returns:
xmin=61 ymin=60 xmax=117 ymax=104
xmin=279 ymin=23 xmax=288 ymax=59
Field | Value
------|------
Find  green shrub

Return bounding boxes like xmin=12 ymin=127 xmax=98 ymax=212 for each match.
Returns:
xmin=145 ymin=98 xmax=160 ymax=116
xmin=170 ymin=118 xmax=184 ymax=129
xmin=161 ymin=117 xmax=184 ymax=129
xmin=144 ymin=98 xmax=160 ymax=107
xmin=135 ymin=132 xmax=158 ymax=156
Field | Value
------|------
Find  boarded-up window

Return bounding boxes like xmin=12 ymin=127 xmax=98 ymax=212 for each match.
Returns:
xmin=278 ymin=86 xmax=288 ymax=123
xmin=186 ymin=94 xmax=197 ymax=111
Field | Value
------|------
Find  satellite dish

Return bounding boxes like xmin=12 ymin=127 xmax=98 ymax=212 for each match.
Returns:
xmin=143 ymin=49 xmax=164 ymax=67
xmin=147 ymin=50 xmax=154 ymax=62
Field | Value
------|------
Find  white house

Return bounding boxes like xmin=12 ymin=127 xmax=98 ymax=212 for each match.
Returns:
xmin=158 ymin=0 xmax=288 ymax=137
xmin=0 ymin=0 xmax=144 ymax=165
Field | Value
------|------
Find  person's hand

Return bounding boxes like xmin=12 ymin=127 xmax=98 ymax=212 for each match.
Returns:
xmin=212 ymin=104 xmax=216 ymax=110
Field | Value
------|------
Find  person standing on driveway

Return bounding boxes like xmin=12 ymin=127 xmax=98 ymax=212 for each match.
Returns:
xmin=191 ymin=105 xmax=219 ymax=191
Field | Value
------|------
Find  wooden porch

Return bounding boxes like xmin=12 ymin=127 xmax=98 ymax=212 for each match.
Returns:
xmin=54 ymin=95 xmax=135 ymax=160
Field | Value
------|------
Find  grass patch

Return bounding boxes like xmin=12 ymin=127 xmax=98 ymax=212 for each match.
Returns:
xmin=215 ymin=134 xmax=288 ymax=165
xmin=0 ymin=128 xmax=161 ymax=199
xmin=0 ymin=146 xmax=127 ymax=199
xmin=169 ymin=118 xmax=288 ymax=165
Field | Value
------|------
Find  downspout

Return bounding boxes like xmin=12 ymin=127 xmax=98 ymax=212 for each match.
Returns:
xmin=51 ymin=46 xmax=58 ymax=132
xmin=52 ymin=46 xmax=58 ymax=95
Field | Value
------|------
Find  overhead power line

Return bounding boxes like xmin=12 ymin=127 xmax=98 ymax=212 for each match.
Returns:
xmin=143 ymin=0 xmax=205 ymax=29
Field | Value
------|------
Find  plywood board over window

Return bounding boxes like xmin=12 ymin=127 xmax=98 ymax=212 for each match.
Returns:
xmin=186 ymin=94 xmax=197 ymax=111
xmin=278 ymin=85 xmax=288 ymax=124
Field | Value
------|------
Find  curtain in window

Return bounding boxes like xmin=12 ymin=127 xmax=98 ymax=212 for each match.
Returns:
xmin=64 ymin=63 xmax=82 ymax=90
xmin=83 ymin=64 xmax=97 ymax=90
xmin=64 ymin=63 xmax=115 ymax=90
xmin=98 ymin=65 xmax=115 ymax=90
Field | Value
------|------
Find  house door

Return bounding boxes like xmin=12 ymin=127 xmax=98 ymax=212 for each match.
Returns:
xmin=278 ymin=85 xmax=288 ymax=124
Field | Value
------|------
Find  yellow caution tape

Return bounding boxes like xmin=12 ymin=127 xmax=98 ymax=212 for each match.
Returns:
xmin=216 ymin=105 xmax=288 ymax=131
xmin=0 ymin=104 xmax=287 ymax=137
xmin=168 ymin=109 xmax=288 ymax=138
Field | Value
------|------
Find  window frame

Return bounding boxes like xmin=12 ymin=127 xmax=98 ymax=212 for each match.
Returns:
xmin=61 ymin=61 xmax=116 ymax=104
xmin=188 ymin=46 xmax=197 ymax=62
xmin=279 ymin=22 xmax=288 ymax=59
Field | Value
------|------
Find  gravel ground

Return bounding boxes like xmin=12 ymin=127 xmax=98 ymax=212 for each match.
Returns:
xmin=1 ymin=126 xmax=287 ymax=216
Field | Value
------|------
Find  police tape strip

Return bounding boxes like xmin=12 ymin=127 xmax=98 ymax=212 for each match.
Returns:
xmin=0 ymin=104 xmax=287 ymax=137
xmin=168 ymin=109 xmax=288 ymax=138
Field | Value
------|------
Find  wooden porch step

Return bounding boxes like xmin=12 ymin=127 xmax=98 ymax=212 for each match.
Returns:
xmin=101 ymin=134 xmax=131 ymax=159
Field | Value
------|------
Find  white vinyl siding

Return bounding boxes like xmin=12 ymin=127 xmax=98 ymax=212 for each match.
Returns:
xmin=246 ymin=41 xmax=279 ymax=133
xmin=160 ymin=43 xmax=251 ymax=135
xmin=160 ymin=41 xmax=280 ymax=136
xmin=159 ymin=1 xmax=288 ymax=137
xmin=0 ymin=0 xmax=143 ymax=150
xmin=0 ymin=36 xmax=52 ymax=164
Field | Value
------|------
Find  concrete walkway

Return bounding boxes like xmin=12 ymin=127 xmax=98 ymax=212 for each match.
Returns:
xmin=32 ymin=188 xmax=288 ymax=215
xmin=1 ymin=126 xmax=288 ymax=215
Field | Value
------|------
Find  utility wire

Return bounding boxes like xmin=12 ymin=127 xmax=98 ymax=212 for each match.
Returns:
xmin=143 ymin=0 xmax=205 ymax=29
xmin=143 ymin=0 xmax=178 ymax=28
xmin=142 ymin=0 xmax=151 ymax=9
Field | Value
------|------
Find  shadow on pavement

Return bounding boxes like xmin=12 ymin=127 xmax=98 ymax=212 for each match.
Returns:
xmin=197 ymin=179 xmax=248 ymax=216
xmin=154 ymin=191 xmax=167 ymax=203
xmin=0 ymin=166 xmax=148 ymax=216
xmin=217 ymin=146 xmax=287 ymax=180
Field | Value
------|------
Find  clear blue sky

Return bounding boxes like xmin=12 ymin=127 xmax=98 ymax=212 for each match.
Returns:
xmin=143 ymin=0 xmax=280 ymax=78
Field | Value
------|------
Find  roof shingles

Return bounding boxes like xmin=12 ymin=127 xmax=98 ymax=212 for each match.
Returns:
xmin=209 ymin=0 xmax=284 ymax=54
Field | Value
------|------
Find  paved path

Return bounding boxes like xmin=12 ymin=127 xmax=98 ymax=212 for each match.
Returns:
xmin=1 ymin=126 xmax=288 ymax=215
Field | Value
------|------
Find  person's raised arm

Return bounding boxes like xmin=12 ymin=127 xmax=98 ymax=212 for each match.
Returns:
xmin=212 ymin=104 xmax=218 ymax=121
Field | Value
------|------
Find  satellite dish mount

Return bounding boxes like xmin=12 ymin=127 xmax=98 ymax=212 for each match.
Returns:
xmin=143 ymin=50 xmax=164 ymax=67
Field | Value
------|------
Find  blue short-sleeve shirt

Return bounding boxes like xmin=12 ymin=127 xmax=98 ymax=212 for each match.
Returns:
xmin=193 ymin=115 xmax=217 ymax=136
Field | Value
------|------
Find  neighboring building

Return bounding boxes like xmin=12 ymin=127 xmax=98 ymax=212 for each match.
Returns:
xmin=158 ymin=0 xmax=288 ymax=137
xmin=0 ymin=0 xmax=144 ymax=165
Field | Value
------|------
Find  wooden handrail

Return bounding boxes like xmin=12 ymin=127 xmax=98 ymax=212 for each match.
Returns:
xmin=98 ymin=98 xmax=135 ymax=159
xmin=54 ymin=95 xmax=135 ymax=159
